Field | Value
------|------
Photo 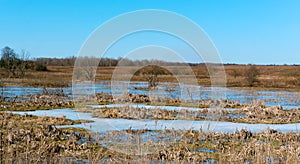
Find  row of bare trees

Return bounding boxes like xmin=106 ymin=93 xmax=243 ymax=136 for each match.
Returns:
xmin=35 ymin=57 xmax=189 ymax=67
xmin=0 ymin=47 xmax=31 ymax=78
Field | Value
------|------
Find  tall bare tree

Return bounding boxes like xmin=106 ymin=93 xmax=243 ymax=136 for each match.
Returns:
xmin=1 ymin=46 xmax=18 ymax=77
xmin=0 ymin=47 xmax=30 ymax=78
xmin=135 ymin=65 xmax=172 ymax=88
xmin=245 ymin=65 xmax=259 ymax=87
xmin=74 ymin=56 xmax=98 ymax=81
xmin=17 ymin=50 xmax=30 ymax=78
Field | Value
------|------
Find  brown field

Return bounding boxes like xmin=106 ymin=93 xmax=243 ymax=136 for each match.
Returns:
xmin=1 ymin=64 xmax=300 ymax=90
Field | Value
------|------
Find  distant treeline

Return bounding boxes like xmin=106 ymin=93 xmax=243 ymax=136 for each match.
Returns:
xmin=33 ymin=57 xmax=300 ymax=67
xmin=35 ymin=57 xmax=194 ymax=67
xmin=2 ymin=46 xmax=299 ymax=73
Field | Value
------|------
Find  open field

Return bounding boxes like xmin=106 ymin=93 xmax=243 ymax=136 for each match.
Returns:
xmin=1 ymin=64 xmax=300 ymax=90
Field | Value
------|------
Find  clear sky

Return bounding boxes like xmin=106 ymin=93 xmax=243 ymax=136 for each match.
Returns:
xmin=0 ymin=0 xmax=300 ymax=64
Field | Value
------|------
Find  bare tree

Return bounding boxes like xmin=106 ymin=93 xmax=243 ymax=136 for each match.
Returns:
xmin=135 ymin=65 xmax=171 ymax=88
xmin=245 ymin=65 xmax=259 ymax=87
xmin=1 ymin=46 xmax=18 ymax=78
xmin=17 ymin=50 xmax=30 ymax=78
xmin=231 ymin=69 xmax=241 ymax=79
xmin=74 ymin=57 xmax=98 ymax=81
xmin=0 ymin=47 xmax=30 ymax=78
xmin=144 ymin=70 xmax=158 ymax=88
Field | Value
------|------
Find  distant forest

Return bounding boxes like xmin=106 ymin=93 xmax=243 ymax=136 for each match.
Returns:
xmin=1 ymin=46 xmax=297 ymax=75
xmin=35 ymin=57 xmax=193 ymax=67
xmin=0 ymin=46 xmax=200 ymax=78
xmin=0 ymin=46 xmax=199 ymax=70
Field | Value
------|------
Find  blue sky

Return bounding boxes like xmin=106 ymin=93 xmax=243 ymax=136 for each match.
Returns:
xmin=0 ymin=0 xmax=299 ymax=64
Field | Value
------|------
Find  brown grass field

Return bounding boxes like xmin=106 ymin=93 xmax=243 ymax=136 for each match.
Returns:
xmin=0 ymin=64 xmax=300 ymax=90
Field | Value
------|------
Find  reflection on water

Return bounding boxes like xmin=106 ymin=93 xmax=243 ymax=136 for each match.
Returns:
xmin=1 ymin=81 xmax=299 ymax=109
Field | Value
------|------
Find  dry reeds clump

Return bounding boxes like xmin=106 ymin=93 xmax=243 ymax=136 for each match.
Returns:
xmin=91 ymin=128 xmax=299 ymax=163
xmin=0 ymin=112 xmax=105 ymax=163
xmin=237 ymin=104 xmax=300 ymax=124
xmin=0 ymin=94 xmax=74 ymax=111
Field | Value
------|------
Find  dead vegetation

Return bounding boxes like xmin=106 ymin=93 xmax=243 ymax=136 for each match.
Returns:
xmin=0 ymin=93 xmax=74 ymax=111
xmin=1 ymin=64 xmax=300 ymax=90
xmin=1 ymin=62 xmax=300 ymax=162
xmin=88 ymin=103 xmax=300 ymax=124
xmin=1 ymin=111 xmax=299 ymax=163
xmin=0 ymin=112 xmax=99 ymax=163
xmin=233 ymin=104 xmax=300 ymax=124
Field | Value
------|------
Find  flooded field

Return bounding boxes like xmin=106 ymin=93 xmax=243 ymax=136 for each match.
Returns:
xmin=2 ymin=81 xmax=300 ymax=131
xmin=1 ymin=81 xmax=300 ymax=163
xmin=2 ymin=81 xmax=300 ymax=109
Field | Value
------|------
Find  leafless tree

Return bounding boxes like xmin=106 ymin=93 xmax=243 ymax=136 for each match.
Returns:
xmin=245 ymin=65 xmax=259 ymax=87
xmin=17 ymin=50 xmax=30 ymax=78
xmin=1 ymin=46 xmax=18 ymax=78
xmin=0 ymin=47 xmax=30 ymax=78
xmin=74 ymin=56 xmax=98 ymax=81
xmin=135 ymin=65 xmax=171 ymax=88
xmin=231 ymin=69 xmax=241 ymax=79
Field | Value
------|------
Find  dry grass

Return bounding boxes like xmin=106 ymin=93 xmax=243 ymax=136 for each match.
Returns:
xmin=0 ymin=112 xmax=129 ymax=163
xmin=0 ymin=65 xmax=299 ymax=90
xmin=0 ymin=94 xmax=74 ymax=111
xmin=86 ymin=103 xmax=300 ymax=124
xmin=1 ymin=111 xmax=299 ymax=163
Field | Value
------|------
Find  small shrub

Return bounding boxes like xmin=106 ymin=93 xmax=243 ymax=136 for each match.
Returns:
xmin=35 ymin=64 xmax=48 ymax=71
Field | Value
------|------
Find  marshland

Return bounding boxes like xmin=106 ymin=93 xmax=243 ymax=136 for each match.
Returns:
xmin=0 ymin=45 xmax=300 ymax=163
xmin=1 ymin=64 xmax=300 ymax=163
xmin=2 ymin=0 xmax=300 ymax=162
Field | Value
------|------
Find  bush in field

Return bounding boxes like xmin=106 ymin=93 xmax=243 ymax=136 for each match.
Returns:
xmin=35 ymin=63 xmax=48 ymax=71
xmin=245 ymin=65 xmax=259 ymax=87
